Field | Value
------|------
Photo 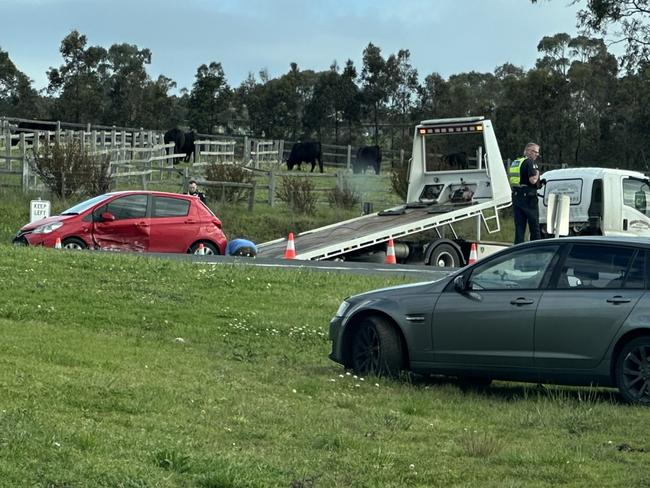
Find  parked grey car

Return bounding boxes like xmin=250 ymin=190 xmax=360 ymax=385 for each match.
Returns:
xmin=329 ymin=237 xmax=650 ymax=404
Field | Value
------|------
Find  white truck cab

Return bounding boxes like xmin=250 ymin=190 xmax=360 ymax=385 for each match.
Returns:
xmin=539 ymin=167 xmax=650 ymax=237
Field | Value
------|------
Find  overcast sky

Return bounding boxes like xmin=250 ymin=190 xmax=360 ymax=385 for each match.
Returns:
xmin=1 ymin=0 xmax=585 ymax=93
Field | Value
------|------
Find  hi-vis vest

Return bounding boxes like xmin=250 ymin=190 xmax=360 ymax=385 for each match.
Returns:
xmin=508 ymin=157 xmax=526 ymax=186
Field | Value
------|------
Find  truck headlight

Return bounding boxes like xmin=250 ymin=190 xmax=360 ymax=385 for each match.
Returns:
xmin=33 ymin=221 xmax=63 ymax=234
xmin=335 ymin=300 xmax=351 ymax=318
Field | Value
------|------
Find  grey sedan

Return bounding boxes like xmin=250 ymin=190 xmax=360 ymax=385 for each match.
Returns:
xmin=329 ymin=236 xmax=650 ymax=404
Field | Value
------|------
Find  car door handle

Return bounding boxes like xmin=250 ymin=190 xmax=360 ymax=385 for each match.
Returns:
xmin=184 ymin=219 xmax=197 ymax=224
xmin=510 ymin=297 xmax=535 ymax=306
xmin=135 ymin=221 xmax=149 ymax=227
xmin=606 ymin=296 xmax=632 ymax=304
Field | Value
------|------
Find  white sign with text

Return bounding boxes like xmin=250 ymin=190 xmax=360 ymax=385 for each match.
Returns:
xmin=30 ymin=199 xmax=51 ymax=223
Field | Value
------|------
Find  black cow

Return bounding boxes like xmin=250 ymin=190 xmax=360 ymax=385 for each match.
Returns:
xmin=164 ymin=128 xmax=196 ymax=163
xmin=353 ymin=145 xmax=382 ymax=175
xmin=10 ymin=120 xmax=58 ymax=146
xmin=286 ymin=141 xmax=323 ymax=173
xmin=442 ymin=151 xmax=468 ymax=169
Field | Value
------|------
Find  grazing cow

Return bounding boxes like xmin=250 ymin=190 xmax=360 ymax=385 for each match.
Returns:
xmin=286 ymin=141 xmax=323 ymax=173
xmin=164 ymin=128 xmax=196 ymax=163
xmin=353 ymin=145 xmax=382 ymax=175
xmin=442 ymin=151 xmax=468 ymax=170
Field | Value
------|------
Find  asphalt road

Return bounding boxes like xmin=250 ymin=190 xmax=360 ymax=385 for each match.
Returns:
xmin=147 ymin=252 xmax=456 ymax=281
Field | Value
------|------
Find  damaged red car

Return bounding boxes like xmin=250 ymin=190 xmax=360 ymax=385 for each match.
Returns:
xmin=13 ymin=191 xmax=227 ymax=255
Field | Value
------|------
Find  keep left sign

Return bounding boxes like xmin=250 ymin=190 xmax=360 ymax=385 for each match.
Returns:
xmin=30 ymin=199 xmax=51 ymax=223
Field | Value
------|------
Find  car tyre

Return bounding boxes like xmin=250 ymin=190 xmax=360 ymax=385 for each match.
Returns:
xmin=190 ymin=242 xmax=218 ymax=255
xmin=62 ymin=237 xmax=87 ymax=250
xmin=351 ymin=315 xmax=404 ymax=377
xmin=428 ymin=243 xmax=462 ymax=268
xmin=616 ymin=336 xmax=650 ymax=405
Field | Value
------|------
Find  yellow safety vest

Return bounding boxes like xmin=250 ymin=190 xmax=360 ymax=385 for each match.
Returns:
xmin=508 ymin=157 xmax=526 ymax=186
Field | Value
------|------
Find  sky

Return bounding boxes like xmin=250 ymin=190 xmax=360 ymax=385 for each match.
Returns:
xmin=0 ymin=0 xmax=586 ymax=93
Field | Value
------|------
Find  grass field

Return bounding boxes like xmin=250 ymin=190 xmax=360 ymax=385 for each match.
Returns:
xmin=0 ymin=245 xmax=648 ymax=487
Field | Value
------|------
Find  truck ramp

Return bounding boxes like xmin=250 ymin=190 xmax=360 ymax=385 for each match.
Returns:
xmin=257 ymin=201 xmax=482 ymax=260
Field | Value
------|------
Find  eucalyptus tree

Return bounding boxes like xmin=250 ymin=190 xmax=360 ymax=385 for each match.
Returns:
xmin=187 ymin=62 xmax=231 ymax=134
xmin=0 ymin=47 xmax=41 ymax=117
xmin=385 ymin=49 xmax=419 ymax=148
xmin=47 ymin=30 xmax=108 ymax=124
xmin=104 ymin=43 xmax=152 ymax=127
xmin=360 ymin=43 xmax=391 ymax=144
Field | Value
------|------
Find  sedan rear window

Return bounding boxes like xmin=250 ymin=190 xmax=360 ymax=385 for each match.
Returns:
xmin=556 ymin=244 xmax=642 ymax=289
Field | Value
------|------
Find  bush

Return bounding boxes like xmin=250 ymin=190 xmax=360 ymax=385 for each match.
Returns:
xmin=328 ymin=178 xmax=360 ymax=210
xmin=31 ymin=140 xmax=112 ymax=199
xmin=391 ymin=162 xmax=409 ymax=202
xmin=276 ymin=176 xmax=317 ymax=214
xmin=204 ymin=163 xmax=253 ymax=204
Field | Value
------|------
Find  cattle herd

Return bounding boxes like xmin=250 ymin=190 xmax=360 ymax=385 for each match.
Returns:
xmin=6 ymin=120 xmax=391 ymax=175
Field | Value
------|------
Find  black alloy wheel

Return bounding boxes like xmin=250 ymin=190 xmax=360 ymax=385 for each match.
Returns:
xmin=616 ymin=337 xmax=650 ymax=405
xmin=350 ymin=316 xmax=404 ymax=377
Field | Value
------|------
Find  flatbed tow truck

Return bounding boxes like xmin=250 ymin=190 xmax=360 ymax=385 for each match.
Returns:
xmin=258 ymin=116 xmax=513 ymax=267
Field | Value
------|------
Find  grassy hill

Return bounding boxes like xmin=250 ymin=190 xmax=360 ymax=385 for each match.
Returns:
xmin=0 ymin=245 xmax=647 ymax=487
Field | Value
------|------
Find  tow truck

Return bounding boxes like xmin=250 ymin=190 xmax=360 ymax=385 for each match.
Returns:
xmin=257 ymin=116 xmax=513 ymax=267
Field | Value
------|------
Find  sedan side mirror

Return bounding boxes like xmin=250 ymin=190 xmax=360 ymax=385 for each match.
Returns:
xmin=100 ymin=212 xmax=116 ymax=222
xmin=453 ymin=274 xmax=469 ymax=293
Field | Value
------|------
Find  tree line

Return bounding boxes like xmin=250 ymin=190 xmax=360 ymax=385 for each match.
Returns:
xmin=1 ymin=1 xmax=650 ymax=170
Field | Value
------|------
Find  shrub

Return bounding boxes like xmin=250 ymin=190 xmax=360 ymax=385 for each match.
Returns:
xmin=276 ymin=176 xmax=317 ymax=214
xmin=204 ymin=163 xmax=253 ymax=204
xmin=391 ymin=162 xmax=409 ymax=202
xmin=328 ymin=178 xmax=360 ymax=210
xmin=31 ymin=140 xmax=112 ymax=199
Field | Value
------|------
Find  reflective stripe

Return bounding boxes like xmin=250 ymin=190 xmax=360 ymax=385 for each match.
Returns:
xmin=509 ymin=157 xmax=525 ymax=186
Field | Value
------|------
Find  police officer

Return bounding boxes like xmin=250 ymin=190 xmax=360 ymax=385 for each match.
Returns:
xmin=187 ymin=179 xmax=207 ymax=204
xmin=509 ymin=142 xmax=542 ymax=244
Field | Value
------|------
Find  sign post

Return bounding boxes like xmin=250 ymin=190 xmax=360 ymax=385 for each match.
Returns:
xmin=30 ymin=199 xmax=51 ymax=223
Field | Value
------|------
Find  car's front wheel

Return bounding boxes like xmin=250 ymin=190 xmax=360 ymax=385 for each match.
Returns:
xmin=350 ymin=315 xmax=404 ymax=377
xmin=62 ymin=237 xmax=87 ymax=250
xmin=615 ymin=336 xmax=650 ymax=405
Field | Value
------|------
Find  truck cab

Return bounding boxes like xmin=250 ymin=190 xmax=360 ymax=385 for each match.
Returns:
xmin=539 ymin=167 xmax=650 ymax=237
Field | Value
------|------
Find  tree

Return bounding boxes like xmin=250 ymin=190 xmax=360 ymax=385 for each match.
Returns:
xmin=385 ymin=49 xmax=420 ymax=148
xmin=187 ymin=62 xmax=231 ymax=134
xmin=104 ymin=43 xmax=152 ymax=127
xmin=47 ymin=30 xmax=108 ymax=123
xmin=360 ymin=43 xmax=391 ymax=143
xmin=0 ymin=47 xmax=41 ymax=117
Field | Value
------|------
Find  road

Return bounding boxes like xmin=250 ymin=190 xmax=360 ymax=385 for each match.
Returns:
xmin=147 ymin=252 xmax=456 ymax=281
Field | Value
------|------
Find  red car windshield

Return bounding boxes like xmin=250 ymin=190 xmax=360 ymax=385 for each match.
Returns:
xmin=61 ymin=193 xmax=116 ymax=215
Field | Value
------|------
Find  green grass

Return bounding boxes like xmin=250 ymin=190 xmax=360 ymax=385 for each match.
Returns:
xmin=0 ymin=246 xmax=648 ymax=487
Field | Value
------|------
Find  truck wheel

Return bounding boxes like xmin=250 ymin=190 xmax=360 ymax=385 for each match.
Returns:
xmin=615 ymin=336 xmax=650 ymax=405
xmin=429 ymin=243 xmax=462 ymax=267
xmin=351 ymin=315 xmax=404 ymax=377
xmin=62 ymin=237 xmax=87 ymax=250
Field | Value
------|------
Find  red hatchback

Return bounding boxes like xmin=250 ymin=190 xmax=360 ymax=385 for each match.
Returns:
xmin=13 ymin=191 xmax=228 ymax=254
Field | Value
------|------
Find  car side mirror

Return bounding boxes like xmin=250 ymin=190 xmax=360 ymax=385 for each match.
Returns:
xmin=101 ymin=212 xmax=116 ymax=222
xmin=453 ymin=274 xmax=469 ymax=293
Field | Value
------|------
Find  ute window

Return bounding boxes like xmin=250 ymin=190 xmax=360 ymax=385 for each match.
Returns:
xmin=152 ymin=196 xmax=190 ymax=218
xmin=104 ymin=194 xmax=148 ymax=220
xmin=623 ymin=178 xmax=650 ymax=217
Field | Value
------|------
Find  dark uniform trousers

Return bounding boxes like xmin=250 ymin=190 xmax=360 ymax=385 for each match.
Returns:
xmin=513 ymin=187 xmax=540 ymax=244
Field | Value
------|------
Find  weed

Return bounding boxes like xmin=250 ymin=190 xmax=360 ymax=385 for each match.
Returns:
xmin=459 ymin=430 xmax=504 ymax=458
xmin=328 ymin=178 xmax=360 ymax=210
xmin=275 ymin=176 xmax=317 ymax=214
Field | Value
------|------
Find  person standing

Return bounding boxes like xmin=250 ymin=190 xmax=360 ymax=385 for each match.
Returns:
xmin=187 ymin=179 xmax=207 ymax=204
xmin=509 ymin=142 xmax=542 ymax=244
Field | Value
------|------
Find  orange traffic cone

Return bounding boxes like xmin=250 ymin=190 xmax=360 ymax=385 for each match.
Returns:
xmin=468 ymin=242 xmax=478 ymax=265
xmin=54 ymin=237 xmax=62 ymax=249
xmin=197 ymin=243 xmax=205 ymax=255
xmin=385 ymin=239 xmax=397 ymax=264
xmin=284 ymin=232 xmax=296 ymax=259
